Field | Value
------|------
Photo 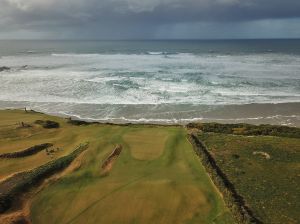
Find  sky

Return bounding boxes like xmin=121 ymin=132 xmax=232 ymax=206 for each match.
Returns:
xmin=0 ymin=0 xmax=300 ymax=39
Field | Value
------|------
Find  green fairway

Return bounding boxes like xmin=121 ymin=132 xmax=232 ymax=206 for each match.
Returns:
xmin=0 ymin=110 xmax=234 ymax=224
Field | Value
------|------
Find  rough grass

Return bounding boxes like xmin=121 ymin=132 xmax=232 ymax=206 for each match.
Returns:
xmin=187 ymin=122 xmax=300 ymax=138
xmin=0 ymin=110 xmax=234 ymax=224
xmin=188 ymin=134 xmax=261 ymax=224
xmin=197 ymin=132 xmax=300 ymax=224
xmin=0 ymin=110 xmax=91 ymax=180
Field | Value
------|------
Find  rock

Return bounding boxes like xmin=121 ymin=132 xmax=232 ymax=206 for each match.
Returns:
xmin=232 ymin=154 xmax=240 ymax=159
xmin=67 ymin=118 xmax=90 ymax=126
xmin=0 ymin=66 xmax=10 ymax=72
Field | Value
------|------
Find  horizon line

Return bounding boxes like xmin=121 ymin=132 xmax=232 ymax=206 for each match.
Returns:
xmin=0 ymin=38 xmax=300 ymax=41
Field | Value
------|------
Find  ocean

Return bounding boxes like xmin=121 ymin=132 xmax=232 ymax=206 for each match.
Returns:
xmin=0 ymin=39 xmax=299 ymax=126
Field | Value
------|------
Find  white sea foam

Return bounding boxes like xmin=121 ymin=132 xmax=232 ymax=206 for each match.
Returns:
xmin=147 ymin=51 xmax=165 ymax=55
xmin=0 ymin=52 xmax=300 ymax=107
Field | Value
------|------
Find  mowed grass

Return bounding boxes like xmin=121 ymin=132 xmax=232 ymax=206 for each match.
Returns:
xmin=31 ymin=127 xmax=233 ymax=224
xmin=123 ymin=129 xmax=169 ymax=160
xmin=0 ymin=110 xmax=234 ymax=224
xmin=198 ymin=132 xmax=300 ymax=224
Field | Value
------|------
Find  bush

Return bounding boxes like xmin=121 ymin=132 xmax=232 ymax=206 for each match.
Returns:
xmin=0 ymin=143 xmax=53 ymax=158
xmin=67 ymin=119 xmax=91 ymax=126
xmin=35 ymin=120 xmax=60 ymax=129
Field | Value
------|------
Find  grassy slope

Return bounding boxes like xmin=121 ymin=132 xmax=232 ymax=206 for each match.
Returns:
xmin=198 ymin=132 xmax=300 ymax=224
xmin=0 ymin=110 xmax=89 ymax=180
xmin=0 ymin=110 xmax=234 ymax=224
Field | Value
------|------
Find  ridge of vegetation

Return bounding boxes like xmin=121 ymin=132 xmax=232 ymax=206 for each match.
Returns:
xmin=187 ymin=123 xmax=300 ymax=138
xmin=188 ymin=133 xmax=262 ymax=224
xmin=0 ymin=143 xmax=53 ymax=158
xmin=0 ymin=143 xmax=89 ymax=213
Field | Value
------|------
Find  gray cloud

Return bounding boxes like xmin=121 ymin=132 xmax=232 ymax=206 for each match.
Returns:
xmin=0 ymin=0 xmax=300 ymax=39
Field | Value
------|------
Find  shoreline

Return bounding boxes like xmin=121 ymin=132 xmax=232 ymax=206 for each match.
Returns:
xmin=0 ymin=101 xmax=299 ymax=127
xmin=1 ymin=109 xmax=183 ymax=128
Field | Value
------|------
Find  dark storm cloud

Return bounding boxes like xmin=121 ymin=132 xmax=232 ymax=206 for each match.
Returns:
xmin=0 ymin=0 xmax=300 ymax=39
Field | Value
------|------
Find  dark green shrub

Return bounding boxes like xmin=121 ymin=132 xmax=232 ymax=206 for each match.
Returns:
xmin=0 ymin=143 xmax=53 ymax=158
xmin=35 ymin=120 xmax=60 ymax=129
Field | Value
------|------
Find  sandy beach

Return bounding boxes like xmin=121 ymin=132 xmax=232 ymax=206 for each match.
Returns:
xmin=0 ymin=101 xmax=299 ymax=127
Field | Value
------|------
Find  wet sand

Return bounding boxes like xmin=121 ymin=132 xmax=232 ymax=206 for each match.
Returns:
xmin=0 ymin=101 xmax=299 ymax=127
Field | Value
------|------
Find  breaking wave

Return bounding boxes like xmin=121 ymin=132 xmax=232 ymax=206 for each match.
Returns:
xmin=1 ymin=52 xmax=300 ymax=106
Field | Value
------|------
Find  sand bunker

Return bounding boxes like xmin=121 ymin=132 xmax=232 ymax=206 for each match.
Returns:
xmin=101 ymin=145 xmax=122 ymax=174
xmin=0 ymin=145 xmax=88 ymax=224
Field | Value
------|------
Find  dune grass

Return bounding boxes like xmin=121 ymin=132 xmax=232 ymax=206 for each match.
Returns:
xmin=0 ymin=110 xmax=234 ymax=224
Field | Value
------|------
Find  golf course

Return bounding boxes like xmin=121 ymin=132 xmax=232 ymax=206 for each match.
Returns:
xmin=0 ymin=110 xmax=234 ymax=224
